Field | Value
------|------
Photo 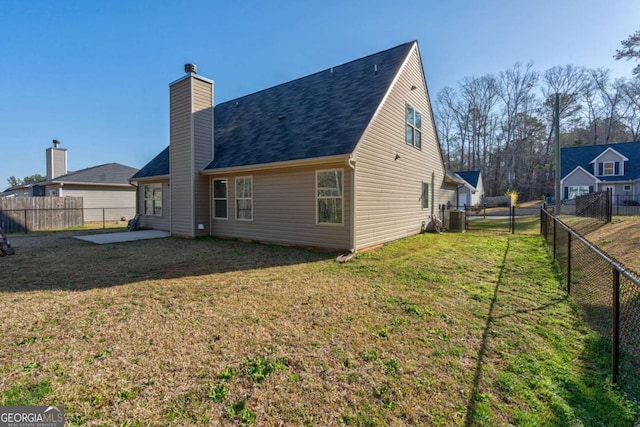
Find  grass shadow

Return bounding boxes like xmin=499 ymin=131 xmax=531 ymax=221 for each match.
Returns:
xmin=464 ymin=240 xmax=509 ymax=426
xmin=1 ymin=231 xmax=335 ymax=293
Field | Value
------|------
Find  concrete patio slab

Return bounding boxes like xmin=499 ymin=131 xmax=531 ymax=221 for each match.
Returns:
xmin=74 ymin=230 xmax=170 ymax=245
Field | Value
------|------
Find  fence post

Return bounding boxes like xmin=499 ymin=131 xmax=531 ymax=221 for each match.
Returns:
xmin=567 ymin=231 xmax=572 ymax=295
xmin=103 ymin=208 xmax=106 ymax=230
xmin=511 ymin=206 xmax=515 ymax=234
xmin=608 ymin=188 xmax=612 ymax=223
xmin=612 ymin=268 xmax=620 ymax=384
xmin=24 ymin=209 xmax=28 ymax=234
xmin=553 ymin=218 xmax=557 ymax=260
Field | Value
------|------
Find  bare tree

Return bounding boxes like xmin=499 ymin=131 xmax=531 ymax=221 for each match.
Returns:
xmin=497 ymin=62 xmax=539 ymax=189
xmin=436 ymin=86 xmax=469 ymax=170
xmin=540 ymin=65 xmax=588 ymax=187
xmin=459 ymin=75 xmax=499 ymax=171
xmin=590 ymin=68 xmax=624 ymax=143
xmin=433 ymin=58 xmax=636 ymax=200
xmin=435 ymin=88 xmax=456 ymax=165
xmin=617 ymin=78 xmax=640 ymax=140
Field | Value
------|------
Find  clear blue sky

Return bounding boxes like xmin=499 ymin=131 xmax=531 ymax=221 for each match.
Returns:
xmin=1 ymin=0 xmax=638 ymax=189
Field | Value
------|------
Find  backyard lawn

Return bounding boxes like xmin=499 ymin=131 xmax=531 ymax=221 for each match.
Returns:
xmin=0 ymin=219 xmax=637 ymax=426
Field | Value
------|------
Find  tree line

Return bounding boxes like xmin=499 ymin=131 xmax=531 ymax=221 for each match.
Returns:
xmin=434 ymin=30 xmax=640 ymax=201
xmin=6 ymin=174 xmax=45 ymax=188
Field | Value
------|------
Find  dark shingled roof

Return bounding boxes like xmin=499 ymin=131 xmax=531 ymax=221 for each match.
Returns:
xmin=561 ymin=141 xmax=640 ymax=181
xmin=51 ymin=163 xmax=139 ymax=185
xmin=133 ymin=42 xmax=415 ymax=179
xmin=206 ymin=41 xmax=414 ymax=170
xmin=454 ymin=170 xmax=480 ymax=187
xmin=131 ymin=147 xmax=169 ymax=180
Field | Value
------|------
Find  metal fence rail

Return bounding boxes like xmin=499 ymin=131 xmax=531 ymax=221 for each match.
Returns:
xmin=612 ymin=193 xmax=640 ymax=216
xmin=541 ymin=208 xmax=640 ymax=396
xmin=439 ymin=204 xmax=537 ymax=233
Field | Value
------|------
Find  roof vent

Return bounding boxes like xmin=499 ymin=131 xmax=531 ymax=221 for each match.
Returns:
xmin=185 ymin=63 xmax=198 ymax=74
xmin=52 ymin=139 xmax=60 ymax=148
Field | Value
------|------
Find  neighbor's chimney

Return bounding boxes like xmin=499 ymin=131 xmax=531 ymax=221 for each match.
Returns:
xmin=169 ymin=64 xmax=214 ymax=237
xmin=46 ymin=139 xmax=68 ymax=180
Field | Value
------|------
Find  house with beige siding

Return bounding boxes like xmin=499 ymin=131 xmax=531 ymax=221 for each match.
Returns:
xmin=131 ymin=41 xmax=462 ymax=251
xmin=4 ymin=141 xmax=138 ymax=221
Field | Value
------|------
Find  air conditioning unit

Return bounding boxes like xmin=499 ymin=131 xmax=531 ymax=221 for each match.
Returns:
xmin=448 ymin=210 xmax=466 ymax=232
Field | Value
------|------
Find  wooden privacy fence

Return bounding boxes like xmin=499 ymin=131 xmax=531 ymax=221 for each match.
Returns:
xmin=0 ymin=197 xmax=83 ymax=232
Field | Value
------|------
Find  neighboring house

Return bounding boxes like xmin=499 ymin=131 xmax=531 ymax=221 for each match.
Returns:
xmin=453 ymin=170 xmax=484 ymax=208
xmin=131 ymin=41 xmax=463 ymax=251
xmin=561 ymin=141 xmax=640 ymax=202
xmin=5 ymin=141 xmax=139 ymax=221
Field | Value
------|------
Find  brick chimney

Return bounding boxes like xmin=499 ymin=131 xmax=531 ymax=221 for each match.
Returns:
xmin=46 ymin=139 xmax=67 ymax=180
xmin=169 ymin=64 xmax=214 ymax=237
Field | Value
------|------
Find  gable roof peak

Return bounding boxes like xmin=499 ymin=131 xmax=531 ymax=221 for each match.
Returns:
xmin=206 ymin=41 xmax=416 ymax=171
xmin=218 ymin=41 xmax=416 ymax=108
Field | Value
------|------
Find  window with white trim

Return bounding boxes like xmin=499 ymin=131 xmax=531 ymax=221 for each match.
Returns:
xmin=598 ymin=161 xmax=621 ymax=176
xmin=213 ymin=178 xmax=228 ymax=219
xmin=144 ymin=183 xmax=162 ymax=216
xmin=623 ymin=184 xmax=632 ymax=192
xmin=235 ymin=176 xmax=253 ymax=220
xmin=317 ymin=169 xmax=343 ymax=224
xmin=603 ymin=161 xmax=615 ymax=175
xmin=567 ymin=185 xmax=590 ymax=200
xmin=405 ymin=103 xmax=422 ymax=149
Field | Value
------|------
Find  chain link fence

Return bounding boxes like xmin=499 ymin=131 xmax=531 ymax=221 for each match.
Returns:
xmin=436 ymin=204 xmax=539 ymax=233
xmin=575 ymin=189 xmax=612 ymax=222
xmin=541 ymin=208 xmax=640 ymax=398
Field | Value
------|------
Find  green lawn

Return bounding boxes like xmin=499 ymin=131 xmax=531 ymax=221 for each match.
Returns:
xmin=0 ymin=222 xmax=637 ymax=426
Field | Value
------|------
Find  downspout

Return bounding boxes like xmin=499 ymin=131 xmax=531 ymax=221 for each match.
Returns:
xmin=346 ymin=155 xmax=356 ymax=252
xmin=431 ymin=171 xmax=435 ymax=218
xmin=130 ymin=181 xmax=139 ymax=219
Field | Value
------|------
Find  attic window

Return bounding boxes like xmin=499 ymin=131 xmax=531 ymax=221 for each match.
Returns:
xmin=405 ymin=103 xmax=422 ymax=149
xmin=599 ymin=161 xmax=620 ymax=176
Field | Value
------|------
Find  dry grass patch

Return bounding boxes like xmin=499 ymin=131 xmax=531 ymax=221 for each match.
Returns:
xmin=580 ymin=216 xmax=640 ymax=274
xmin=0 ymin=227 xmax=637 ymax=425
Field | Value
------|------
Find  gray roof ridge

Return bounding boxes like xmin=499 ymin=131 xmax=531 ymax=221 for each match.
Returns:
xmin=56 ymin=162 xmax=136 ymax=179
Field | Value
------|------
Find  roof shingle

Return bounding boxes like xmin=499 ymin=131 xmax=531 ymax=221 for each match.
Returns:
xmin=561 ymin=142 xmax=640 ymax=181
xmin=52 ymin=163 xmax=138 ymax=185
xmin=133 ymin=42 xmax=415 ymax=179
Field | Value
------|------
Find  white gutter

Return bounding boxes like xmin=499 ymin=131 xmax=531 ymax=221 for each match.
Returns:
xmin=129 ymin=174 xmax=171 ymax=184
xmin=41 ymin=181 xmax=136 ymax=188
xmin=200 ymin=154 xmax=350 ymax=175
